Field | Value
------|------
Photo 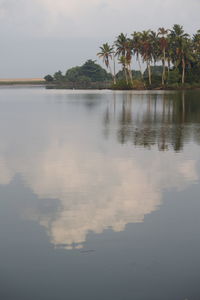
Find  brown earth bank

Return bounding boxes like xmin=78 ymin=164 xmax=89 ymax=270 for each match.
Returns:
xmin=0 ymin=78 xmax=45 ymax=85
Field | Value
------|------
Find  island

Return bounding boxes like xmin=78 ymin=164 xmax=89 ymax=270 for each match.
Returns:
xmin=44 ymin=24 xmax=200 ymax=90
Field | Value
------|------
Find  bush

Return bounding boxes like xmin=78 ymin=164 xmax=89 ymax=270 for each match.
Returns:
xmin=167 ymin=70 xmax=181 ymax=84
xmin=65 ymin=60 xmax=111 ymax=82
xmin=132 ymin=79 xmax=145 ymax=89
xmin=44 ymin=75 xmax=54 ymax=82
xmin=112 ymin=79 xmax=133 ymax=90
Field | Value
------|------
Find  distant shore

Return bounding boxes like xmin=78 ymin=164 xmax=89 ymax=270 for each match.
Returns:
xmin=45 ymin=82 xmax=200 ymax=91
xmin=1 ymin=78 xmax=200 ymax=91
xmin=0 ymin=78 xmax=45 ymax=85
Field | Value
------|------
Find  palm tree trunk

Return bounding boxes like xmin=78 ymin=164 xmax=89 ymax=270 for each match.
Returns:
xmin=167 ymin=59 xmax=170 ymax=80
xmin=128 ymin=64 xmax=133 ymax=87
xmin=147 ymin=62 xmax=152 ymax=85
xmin=108 ymin=64 xmax=115 ymax=85
xmin=137 ymin=55 xmax=146 ymax=88
xmin=162 ymin=48 xmax=166 ymax=85
xmin=137 ymin=55 xmax=143 ymax=79
xmin=124 ymin=67 xmax=128 ymax=84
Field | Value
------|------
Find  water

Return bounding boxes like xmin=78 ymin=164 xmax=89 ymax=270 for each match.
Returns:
xmin=0 ymin=87 xmax=200 ymax=300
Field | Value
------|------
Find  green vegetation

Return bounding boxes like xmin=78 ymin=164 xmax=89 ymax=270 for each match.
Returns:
xmin=44 ymin=25 xmax=200 ymax=90
xmin=44 ymin=60 xmax=111 ymax=89
xmin=97 ymin=24 xmax=200 ymax=89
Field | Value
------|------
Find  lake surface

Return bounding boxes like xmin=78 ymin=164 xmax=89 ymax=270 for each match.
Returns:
xmin=0 ymin=87 xmax=200 ymax=300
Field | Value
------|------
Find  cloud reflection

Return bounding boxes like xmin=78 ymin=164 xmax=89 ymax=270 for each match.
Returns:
xmin=0 ymin=92 xmax=199 ymax=249
xmin=0 ymin=137 xmax=198 ymax=249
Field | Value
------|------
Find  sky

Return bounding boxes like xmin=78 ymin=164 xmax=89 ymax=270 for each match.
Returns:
xmin=0 ymin=0 xmax=200 ymax=78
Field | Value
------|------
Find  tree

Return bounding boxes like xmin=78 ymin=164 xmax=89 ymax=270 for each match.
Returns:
xmin=140 ymin=30 xmax=153 ymax=85
xmin=44 ymin=75 xmax=54 ymax=82
xmin=53 ymin=70 xmax=64 ymax=81
xmin=80 ymin=60 xmax=111 ymax=82
xmin=97 ymin=43 xmax=116 ymax=84
xmin=65 ymin=67 xmax=81 ymax=82
xmin=115 ymin=33 xmax=133 ymax=85
xmin=169 ymin=24 xmax=190 ymax=84
xmin=158 ymin=27 xmax=170 ymax=85
xmin=131 ymin=31 xmax=143 ymax=80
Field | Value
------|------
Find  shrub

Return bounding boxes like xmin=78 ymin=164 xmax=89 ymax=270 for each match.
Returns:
xmin=44 ymin=75 xmax=54 ymax=82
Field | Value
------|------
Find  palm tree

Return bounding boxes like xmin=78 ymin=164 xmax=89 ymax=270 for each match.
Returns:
xmin=193 ymin=30 xmax=200 ymax=66
xmin=96 ymin=25 xmax=200 ymax=89
xmin=97 ymin=43 xmax=116 ymax=84
xmin=150 ymin=30 xmax=159 ymax=66
xmin=131 ymin=31 xmax=143 ymax=79
xmin=140 ymin=30 xmax=153 ymax=85
xmin=118 ymin=55 xmax=128 ymax=84
xmin=115 ymin=33 xmax=134 ymax=85
xmin=125 ymin=38 xmax=134 ymax=85
xmin=158 ymin=27 xmax=170 ymax=85
xmin=170 ymin=24 xmax=190 ymax=84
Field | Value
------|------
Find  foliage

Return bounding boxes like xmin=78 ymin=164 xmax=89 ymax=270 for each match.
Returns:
xmin=97 ymin=24 xmax=200 ymax=88
xmin=53 ymin=70 xmax=65 ymax=81
xmin=116 ymin=70 xmax=142 ymax=80
xmin=167 ymin=70 xmax=181 ymax=84
xmin=45 ymin=60 xmax=111 ymax=88
xmin=45 ymin=25 xmax=200 ymax=89
xmin=78 ymin=60 xmax=111 ymax=82
xmin=65 ymin=67 xmax=82 ymax=82
xmin=143 ymin=66 xmax=163 ymax=78
xmin=44 ymin=75 xmax=54 ymax=82
xmin=112 ymin=79 xmax=133 ymax=90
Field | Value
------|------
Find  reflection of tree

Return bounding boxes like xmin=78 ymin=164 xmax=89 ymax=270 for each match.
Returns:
xmin=103 ymin=91 xmax=200 ymax=152
xmin=118 ymin=94 xmax=133 ymax=144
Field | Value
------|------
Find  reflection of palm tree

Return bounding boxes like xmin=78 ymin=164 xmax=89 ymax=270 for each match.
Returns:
xmin=103 ymin=92 xmax=198 ymax=151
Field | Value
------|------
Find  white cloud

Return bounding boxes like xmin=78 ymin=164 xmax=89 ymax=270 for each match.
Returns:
xmin=0 ymin=135 xmax=198 ymax=249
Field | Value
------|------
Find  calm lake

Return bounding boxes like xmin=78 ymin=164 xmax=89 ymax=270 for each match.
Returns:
xmin=0 ymin=87 xmax=200 ymax=300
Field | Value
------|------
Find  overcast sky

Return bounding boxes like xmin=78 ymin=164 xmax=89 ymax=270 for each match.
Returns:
xmin=0 ymin=0 xmax=200 ymax=78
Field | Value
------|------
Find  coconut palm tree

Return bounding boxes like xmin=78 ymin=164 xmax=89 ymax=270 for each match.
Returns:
xmin=115 ymin=33 xmax=134 ymax=85
xmin=158 ymin=27 xmax=170 ymax=85
xmin=170 ymin=24 xmax=190 ymax=84
xmin=118 ymin=55 xmax=128 ymax=83
xmin=95 ymin=24 xmax=200 ymax=88
xmin=97 ymin=43 xmax=116 ymax=84
xmin=150 ymin=30 xmax=159 ymax=66
xmin=140 ymin=30 xmax=153 ymax=85
xmin=131 ymin=31 xmax=143 ymax=79
xmin=193 ymin=30 xmax=200 ymax=64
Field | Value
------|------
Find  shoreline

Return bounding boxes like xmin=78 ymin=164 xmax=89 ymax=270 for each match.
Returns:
xmin=0 ymin=80 xmax=200 ymax=91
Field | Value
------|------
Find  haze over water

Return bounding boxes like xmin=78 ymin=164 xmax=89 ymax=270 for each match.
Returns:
xmin=0 ymin=87 xmax=200 ymax=300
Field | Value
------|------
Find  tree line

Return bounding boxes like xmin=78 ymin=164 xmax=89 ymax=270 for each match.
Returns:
xmin=44 ymin=59 xmax=111 ymax=88
xmin=97 ymin=24 xmax=200 ymax=88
